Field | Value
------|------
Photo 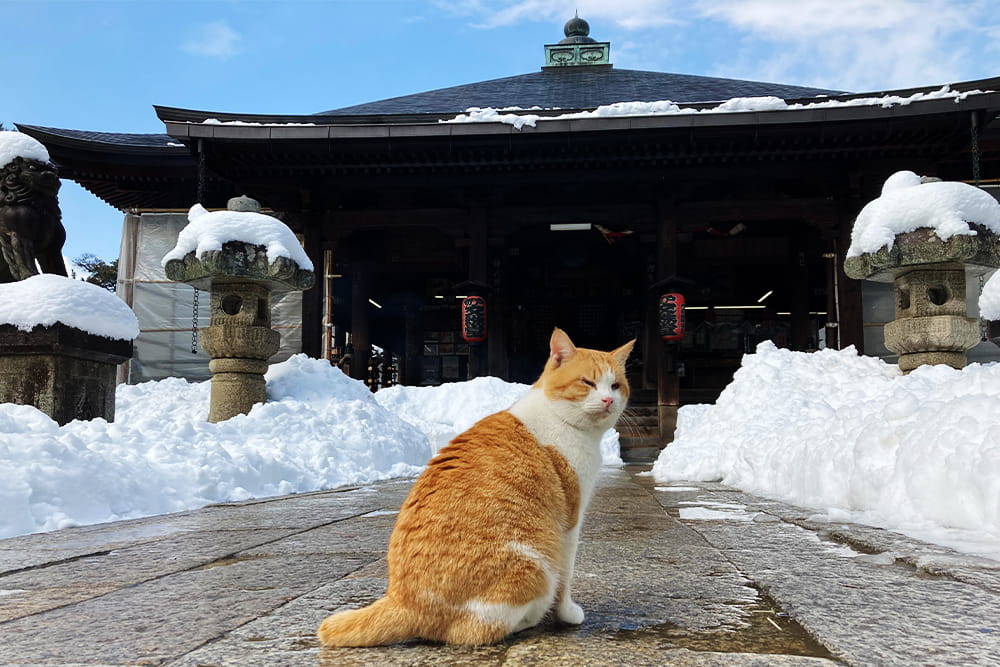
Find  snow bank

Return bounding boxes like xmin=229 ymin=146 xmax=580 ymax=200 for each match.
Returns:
xmin=653 ymin=342 xmax=1000 ymax=559
xmin=375 ymin=376 xmax=624 ymax=465
xmin=847 ymin=171 xmax=1000 ymax=257
xmin=0 ymin=130 xmax=50 ymax=167
xmin=0 ymin=355 xmax=430 ymax=539
xmin=161 ymin=203 xmax=314 ymax=271
xmin=0 ymin=274 xmax=139 ymax=340
xmin=0 ymin=359 xmax=626 ymax=540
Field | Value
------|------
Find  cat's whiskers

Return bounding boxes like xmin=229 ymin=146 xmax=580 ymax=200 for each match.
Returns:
xmin=615 ymin=407 xmax=640 ymax=431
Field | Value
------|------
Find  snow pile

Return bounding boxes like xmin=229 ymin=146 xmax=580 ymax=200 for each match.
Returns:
xmin=980 ymin=272 xmax=1000 ymax=320
xmin=0 ymin=355 xmax=431 ymax=539
xmin=375 ymin=377 xmax=624 ymax=465
xmin=653 ymin=342 xmax=1000 ymax=559
xmin=0 ymin=274 xmax=139 ymax=340
xmin=445 ymin=86 xmax=989 ymax=130
xmin=847 ymin=171 xmax=1000 ymax=257
xmin=0 ymin=130 xmax=50 ymax=167
xmin=161 ymin=203 xmax=314 ymax=271
xmin=0 ymin=358 xmax=627 ymax=540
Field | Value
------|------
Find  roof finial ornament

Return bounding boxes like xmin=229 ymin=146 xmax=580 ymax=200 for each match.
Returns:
xmin=562 ymin=13 xmax=592 ymax=42
xmin=543 ymin=13 xmax=611 ymax=69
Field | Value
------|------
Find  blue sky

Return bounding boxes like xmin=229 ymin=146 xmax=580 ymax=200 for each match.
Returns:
xmin=4 ymin=0 xmax=999 ymax=263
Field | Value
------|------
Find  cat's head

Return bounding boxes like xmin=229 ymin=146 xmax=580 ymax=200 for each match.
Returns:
xmin=534 ymin=328 xmax=635 ymax=430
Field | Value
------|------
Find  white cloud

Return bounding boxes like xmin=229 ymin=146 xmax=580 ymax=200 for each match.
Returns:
xmin=694 ymin=0 xmax=996 ymax=90
xmin=434 ymin=0 xmax=997 ymax=91
xmin=182 ymin=21 xmax=242 ymax=59
xmin=696 ymin=0 xmax=969 ymax=36
xmin=434 ymin=0 xmax=680 ymax=30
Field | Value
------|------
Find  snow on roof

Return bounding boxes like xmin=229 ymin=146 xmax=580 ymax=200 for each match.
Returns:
xmin=0 ymin=130 xmax=51 ymax=168
xmin=161 ymin=204 xmax=314 ymax=271
xmin=0 ymin=274 xmax=139 ymax=341
xmin=846 ymin=171 xmax=1000 ymax=258
xmin=443 ymin=85 xmax=990 ymax=130
xmin=202 ymin=118 xmax=317 ymax=127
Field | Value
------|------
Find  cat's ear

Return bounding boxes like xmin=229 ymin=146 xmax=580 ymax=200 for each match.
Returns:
xmin=549 ymin=328 xmax=577 ymax=366
xmin=612 ymin=339 xmax=636 ymax=366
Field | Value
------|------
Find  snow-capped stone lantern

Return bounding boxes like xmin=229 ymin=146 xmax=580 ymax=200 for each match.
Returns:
xmin=844 ymin=171 xmax=1000 ymax=372
xmin=163 ymin=197 xmax=314 ymax=422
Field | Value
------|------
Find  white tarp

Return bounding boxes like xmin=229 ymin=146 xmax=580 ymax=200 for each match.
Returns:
xmin=118 ymin=212 xmax=304 ymax=382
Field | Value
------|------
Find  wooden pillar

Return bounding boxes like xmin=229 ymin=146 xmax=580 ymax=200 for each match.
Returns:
xmin=836 ymin=194 xmax=865 ymax=351
xmin=789 ymin=233 xmax=811 ymax=350
xmin=350 ymin=269 xmax=371 ymax=383
xmin=468 ymin=207 xmax=488 ymax=378
xmin=403 ymin=304 xmax=420 ymax=385
xmin=655 ymin=201 xmax=680 ymax=443
xmin=300 ymin=223 xmax=324 ymax=359
xmin=488 ymin=236 xmax=508 ymax=379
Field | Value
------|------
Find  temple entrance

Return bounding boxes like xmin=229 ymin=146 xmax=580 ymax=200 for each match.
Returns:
xmin=672 ymin=220 xmax=830 ymax=405
xmin=503 ymin=224 xmax=646 ymax=384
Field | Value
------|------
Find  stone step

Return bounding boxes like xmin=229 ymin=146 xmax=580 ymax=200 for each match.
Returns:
xmin=619 ymin=435 xmax=667 ymax=463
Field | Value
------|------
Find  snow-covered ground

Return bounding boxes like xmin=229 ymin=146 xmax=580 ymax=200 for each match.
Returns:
xmin=0 ymin=357 xmax=620 ymax=541
xmin=653 ymin=342 xmax=1000 ymax=561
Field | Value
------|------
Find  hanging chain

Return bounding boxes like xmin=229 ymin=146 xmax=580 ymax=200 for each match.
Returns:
xmin=191 ymin=287 xmax=200 ymax=354
xmin=980 ymin=272 xmax=989 ymax=341
xmin=971 ymin=112 xmax=982 ymax=187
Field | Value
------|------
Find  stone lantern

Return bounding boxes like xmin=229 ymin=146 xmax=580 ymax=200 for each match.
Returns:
xmin=844 ymin=173 xmax=1000 ymax=373
xmin=163 ymin=197 xmax=314 ymax=422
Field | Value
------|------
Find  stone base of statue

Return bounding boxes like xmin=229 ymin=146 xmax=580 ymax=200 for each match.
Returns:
xmin=883 ymin=314 xmax=981 ymax=372
xmin=200 ymin=325 xmax=280 ymax=423
xmin=0 ymin=323 xmax=133 ymax=425
xmin=205 ymin=358 xmax=271 ymax=423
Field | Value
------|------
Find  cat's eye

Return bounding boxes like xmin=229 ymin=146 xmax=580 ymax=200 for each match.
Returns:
xmin=611 ymin=383 xmax=620 ymax=391
xmin=581 ymin=379 xmax=596 ymax=388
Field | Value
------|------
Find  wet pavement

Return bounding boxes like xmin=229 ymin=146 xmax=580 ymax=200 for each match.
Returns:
xmin=2 ymin=466 xmax=999 ymax=666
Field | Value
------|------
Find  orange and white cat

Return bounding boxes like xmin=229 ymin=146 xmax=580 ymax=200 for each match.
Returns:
xmin=317 ymin=328 xmax=633 ymax=647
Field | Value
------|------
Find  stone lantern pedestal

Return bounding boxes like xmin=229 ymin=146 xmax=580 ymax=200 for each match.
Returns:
xmin=165 ymin=242 xmax=314 ymax=423
xmin=845 ymin=226 xmax=1000 ymax=372
xmin=0 ymin=323 xmax=132 ymax=425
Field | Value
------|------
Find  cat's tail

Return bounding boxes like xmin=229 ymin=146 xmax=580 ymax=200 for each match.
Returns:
xmin=317 ymin=596 xmax=418 ymax=647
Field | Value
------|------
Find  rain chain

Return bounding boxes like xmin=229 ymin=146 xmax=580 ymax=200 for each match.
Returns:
xmin=191 ymin=287 xmax=200 ymax=354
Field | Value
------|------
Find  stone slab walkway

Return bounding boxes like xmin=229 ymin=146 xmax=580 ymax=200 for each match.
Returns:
xmin=2 ymin=467 xmax=999 ymax=666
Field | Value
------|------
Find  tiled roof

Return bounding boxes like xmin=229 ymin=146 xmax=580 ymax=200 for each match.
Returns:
xmin=318 ymin=67 xmax=845 ymax=116
xmin=16 ymin=125 xmax=182 ymax=149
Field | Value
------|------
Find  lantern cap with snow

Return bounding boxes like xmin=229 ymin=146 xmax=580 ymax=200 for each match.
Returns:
xmin=162 ymin=201 xmax=315 ymax=293
xmin=844 ymin=171 xmax=1000 ymax=282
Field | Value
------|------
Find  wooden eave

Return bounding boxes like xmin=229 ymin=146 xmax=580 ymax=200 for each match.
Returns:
xmin=15 ymin=124 xmax=212 ymax=210
xmin=162 ymin=97 xmax=998 ymax=180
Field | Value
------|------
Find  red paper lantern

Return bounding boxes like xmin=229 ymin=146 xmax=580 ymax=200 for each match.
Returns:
xmin=658 ymin=293 xmax=685 ymax=341
xmin=461 ymin=296 xmax=487 ymax=343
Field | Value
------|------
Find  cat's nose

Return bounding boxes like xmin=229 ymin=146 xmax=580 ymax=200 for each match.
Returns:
xmin=601 ymin=397 xmax=614 ymax=408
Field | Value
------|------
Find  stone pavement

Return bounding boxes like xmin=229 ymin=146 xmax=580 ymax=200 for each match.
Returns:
xmin=2 ymin=467 xmax=1000 ymax=666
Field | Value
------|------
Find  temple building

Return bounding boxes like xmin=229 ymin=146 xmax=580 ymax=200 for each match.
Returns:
xmin=17 ymin=18 xmax=1000 ymax=459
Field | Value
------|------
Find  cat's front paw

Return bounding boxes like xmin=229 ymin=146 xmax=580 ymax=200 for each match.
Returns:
xmin=556 ymin=599 xmax=585 ymax=625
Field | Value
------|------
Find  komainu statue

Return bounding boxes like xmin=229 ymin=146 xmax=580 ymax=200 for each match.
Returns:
xmin=0 ymin=155 xmax=67 ymax=282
